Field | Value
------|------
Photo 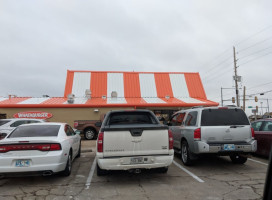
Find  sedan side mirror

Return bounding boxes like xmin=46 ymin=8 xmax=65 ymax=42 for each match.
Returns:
xmin=75 ymin=130 xmax=81 ymax=135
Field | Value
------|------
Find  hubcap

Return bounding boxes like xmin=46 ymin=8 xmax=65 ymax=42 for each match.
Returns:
xmin=86 ymin=130 xmax=94 ymax=139
xmin=182 ymin=144 xmax=188 ymax=163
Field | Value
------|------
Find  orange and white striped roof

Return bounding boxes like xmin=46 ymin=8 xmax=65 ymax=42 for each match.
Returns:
xmin=0 ymin=70 xmax=218 ymax=108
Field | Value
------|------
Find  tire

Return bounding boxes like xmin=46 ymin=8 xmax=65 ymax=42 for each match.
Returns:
xmin=76 ymin=141 xmax=81 ymax=158
xmin=230 ymin=154 xmax=248 ymax=164
xmin=181 ymin=140 xmax=193 ymax=166
xmin=156 ymin=167 xmax=168 ymax=173
xmin=97 ymin=164 xmax=108 ymax=176
xmin=62 ymin=153 xmax=72 ymax=176
xmin=84 ymin=128 xmax=96 ymax=140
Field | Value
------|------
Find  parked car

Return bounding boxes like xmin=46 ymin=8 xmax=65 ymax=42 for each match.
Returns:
xmin=168 ymin=106 xmax=257 ymax=165
xmin=0 ymin=118 xmax=44 ymax=140
xmin=74 ymin=114 xmax=105 ymax=140
xmin=251 ymin=118 xmax=272 ymax=157
xmin=96 ymin=110 xmax=174 ymax=176
xmin=0 ymin=123 xmax=81 ymax=177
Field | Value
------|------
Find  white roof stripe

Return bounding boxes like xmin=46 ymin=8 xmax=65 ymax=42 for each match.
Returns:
xmin=107 ymin=97 xmax=127 ymax=104
xmin=177 ymin=97 xmax=205 ymax=104
xmin=18 ymin=98 xmax=50 ymax=104
xmin=63 ymin=97 xmax=88 ymax=104
xmin=72 ymin=72 xmax=91 ymax=97
xmin=139 ymin=73 xmax=158 ymax=98
xmin=169 ymin=74 xmax=190 ymax=98
xmin=107 ymin=73 xmax=124 ymax=98
xmin=0 ymin=98 xmax=8 ymax=102
xmin=143 ymin=98 xmax=165 ymax=104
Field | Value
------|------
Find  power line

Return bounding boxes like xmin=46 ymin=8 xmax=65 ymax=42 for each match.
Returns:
xmin=238 ymin=36 xmax=272 ymax=53
xmin=202 ymin=66 xmax=233 ymax=83
xmin=236 ymin=25 xmax=272 ymax=46
xmin=239 ymin=46 xmax=272 ymax=60
xmin=239 ymin=51 xmax=272 ymax=66
xmin=247 ymin=81 xmax=272 ymax=91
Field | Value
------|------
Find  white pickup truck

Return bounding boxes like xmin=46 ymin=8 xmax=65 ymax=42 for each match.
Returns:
xmin=96 ymin=110 xmax=174 ymax=176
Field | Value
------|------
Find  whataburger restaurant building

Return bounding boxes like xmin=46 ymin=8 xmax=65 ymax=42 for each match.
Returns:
xmin=0 ymin=70 xmax=218 ymax=126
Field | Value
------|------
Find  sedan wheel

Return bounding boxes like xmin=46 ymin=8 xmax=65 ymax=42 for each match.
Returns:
xmin=62 ymin=153 xmax=72 ymax=176
xmin=84 ymin=129 xmax=96 ymax=140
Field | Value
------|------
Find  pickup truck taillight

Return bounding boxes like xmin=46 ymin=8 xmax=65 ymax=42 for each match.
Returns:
xmin=97 ymin=132 xmax=104 ymax=152
xmin=251 ymin=128 xmax=255 ymax=139
xmin=194 ymin=128 xmax=201 ymax=140
xmin=74 ymin=122 xmax=78 ymax=128
xmin=168 ymin=130 xmax=173 ymax=150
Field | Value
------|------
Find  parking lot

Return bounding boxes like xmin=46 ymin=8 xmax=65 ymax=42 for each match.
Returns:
xmin=0 ymin=140 xmax=268 ymax=200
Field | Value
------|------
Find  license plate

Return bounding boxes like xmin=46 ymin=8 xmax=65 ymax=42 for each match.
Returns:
xmin=223 ymin=144 xmax=235 ymax=151
xmin=15 ymin=160 xmax=30 ymax=167
xmin=130 ymin=157 xmax=143 ymax=164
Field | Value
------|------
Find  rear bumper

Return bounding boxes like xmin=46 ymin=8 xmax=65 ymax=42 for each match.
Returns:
xmin=0 ymin=151 xmax=67 ymax=174
xmin=193 ymin=140 xmax=257 ymax=154
xmin=97 ymin=154 xmax=174 ymax=170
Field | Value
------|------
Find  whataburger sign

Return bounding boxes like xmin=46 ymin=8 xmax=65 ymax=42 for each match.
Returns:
xmin=13 ymin=111 xmax=53 ymax=119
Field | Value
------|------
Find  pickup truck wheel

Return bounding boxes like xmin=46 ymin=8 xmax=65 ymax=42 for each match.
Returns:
xmin=181 ymin=140 xmax=193 ymax=166
xmin=84 ymin=128 xmax=96 ymax=140
xmin=230 ymin=154 xmax=247 ymax=164
xmin=97 ymin=164 xmax=108 ymax=176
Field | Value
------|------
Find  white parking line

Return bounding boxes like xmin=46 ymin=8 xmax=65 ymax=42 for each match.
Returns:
xmin=173 ymin=160 xmax=204 ymax=183
xmin=248 ymin=158 xmax=268 ymax=166
xmin=85 ymin=157 xmax=97 ymax=190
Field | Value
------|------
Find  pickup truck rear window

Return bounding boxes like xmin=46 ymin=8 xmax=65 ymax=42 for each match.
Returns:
xmin=108 ymin=112 xmax=158 ymax=125
xmin=8 ymin=125 xmax=60 ymax=138
xmin=201 ymin=109 xmax=250 ymax=126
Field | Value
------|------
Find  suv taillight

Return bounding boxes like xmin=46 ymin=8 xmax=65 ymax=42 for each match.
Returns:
xmin=97 ymin=132 xmax=104 ymax=152
xmin=194 ymin=128 xmax=201 ymax=140
xmin=251 ymin=128 xmax=255 ymax=139
xmin=168 ymin=130 xmax=173 ymax=150
xmin=74 ymin=122 xmax=78 ymax=128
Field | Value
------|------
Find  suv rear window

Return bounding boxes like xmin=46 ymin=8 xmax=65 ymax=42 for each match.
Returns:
xmin=201 ymin=109 xmax=250 ymax=126
xmin=0 ymin=120 xmax=10 ymax=126
xmin=108 ymin=112 xmax=158 ymax=125
xmin=8 ymin=125 xmax=60 ymax=138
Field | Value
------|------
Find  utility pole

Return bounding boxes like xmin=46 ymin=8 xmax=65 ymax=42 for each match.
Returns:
xmin=233 ymin=46 xmax=240 ymax=107
xmin=243 ymin=86 xmax=246 ymax=111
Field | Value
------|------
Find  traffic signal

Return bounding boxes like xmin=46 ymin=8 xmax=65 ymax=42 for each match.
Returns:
xmin=255 ymin=96 xmax=258 ymax=102
xmin=232 ymin=97 xmax=235 ymax=103
xmin=256 ymin=106 xmax=258 ymax=113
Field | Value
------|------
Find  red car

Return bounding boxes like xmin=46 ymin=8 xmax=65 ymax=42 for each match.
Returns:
xmin=251 ymin=119 xmax=272 ymax=157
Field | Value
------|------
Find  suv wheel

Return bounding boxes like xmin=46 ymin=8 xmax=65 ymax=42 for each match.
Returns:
xmin=181 ymin=140 xmax=193 ymax=166
xmin=84 ymin=128 xmax=96 ymax=140
xmin=230 ymin=154 xmax=247 ymax=164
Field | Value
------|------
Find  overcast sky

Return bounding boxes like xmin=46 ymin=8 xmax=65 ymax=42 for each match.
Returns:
xmin=1 ymin=0 xmax=272 ymax=115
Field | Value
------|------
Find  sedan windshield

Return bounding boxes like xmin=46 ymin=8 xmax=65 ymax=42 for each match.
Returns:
xmin=8 ymin=125 xmax=60 ymax=138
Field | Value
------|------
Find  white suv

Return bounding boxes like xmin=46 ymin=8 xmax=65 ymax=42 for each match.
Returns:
xmin=169 ymin=106 xmax=257 ymax=165
xmin=0 ymin=118 xmax=44 ymax=140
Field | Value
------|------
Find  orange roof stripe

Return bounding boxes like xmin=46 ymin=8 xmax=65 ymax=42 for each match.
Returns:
xmin=154 ymin=73 xmax=174 ymax=98
xmin=64 ymin=71 xmax=74 ymax=97
xmin=0 ymin=97 xmax=31 ymax=104
xmin=41 ymin=98 xmax=67 ymax=104
xmin=184 ymin=73 xmax=207 ymax=99
xmin=91 ymin=72 xmax=107 ymax=98
xmin=124 ymin=73 xmax=141 ymax=98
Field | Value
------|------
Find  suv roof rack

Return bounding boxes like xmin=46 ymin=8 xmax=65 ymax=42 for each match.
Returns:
xmin=191 ymin=106 xmax=204 ymax=109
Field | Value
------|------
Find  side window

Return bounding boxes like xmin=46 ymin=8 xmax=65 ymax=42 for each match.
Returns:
xmin=68 ymin=126 xmax=75 ymax=136
xmin=10 ymin=120 xmax=27 ymax=127
xmin=176 ymin=113 xmax=186 ymax=126
xmin=170 ymin=115 xmax=178 ymax=126
xmin=65 ymin=125 xmax=72 ymax=136
xmin=185 ymin=111 xmax=198 ymax=126
xmin=252 ymin=121 xmax=263 ymax=131
xmin=27 ymin=120 xmax=41 ymax=124
xmin=262 ymin=121 xmax=272 ymax=132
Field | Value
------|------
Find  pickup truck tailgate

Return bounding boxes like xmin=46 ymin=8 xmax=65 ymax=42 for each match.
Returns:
xmin=103 ymin=126 xmax=169 ymax=157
